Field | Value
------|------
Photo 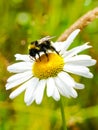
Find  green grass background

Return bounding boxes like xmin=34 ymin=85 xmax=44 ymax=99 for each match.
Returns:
xmin=0 ymin=0 xmax=98 ymax=130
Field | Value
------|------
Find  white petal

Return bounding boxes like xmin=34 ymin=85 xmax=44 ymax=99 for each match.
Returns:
xmin=63 ymin=43 xmax=91 ymax=58
xmin=7 ymin=71 xmax=32 ymax=82
xmin=58 ymin=71 xmax=75 ymax=87
xmin=74 ymin=82 xmax=85 ymax=89
xmin=7 ymin=62 xmax=32 ymax=73
xmin=46 ymin=78 xmax=55 ymax=97
xmin=34 ymin=79 xmax=46 ymax=104
xmin=15 ymin=54 xmax=32 ymax=62
xmin=9 ymin=81 xmax=28 ymax=99
xmin=51 ymin=79 xmax=60 ymax=101
xmin=57 ymin=73 xmax=77 ymax=98
xmin=6 ymin=72 xmax=32 ymax=90
xmin=24 ymin=77 xmax=39 ymax=105
xmin=53 ymin=41 xmax=64 ymax=52
xmin=54 ymin=77 xmax=77 ymax=98
xmin=64 ymin=64 xmax=93 ymax=78
xmin=46 ymin=78 xmax=60 ymax=101
xmin=53 ymin=29 xmax=80 ymax=52
xmin=64 ymin=55 xmax=96 ymax=66
xmin=54 ymin=77 xmax=70 ymax=97
xmin=60 ymin=29 xmax=80 ymax=53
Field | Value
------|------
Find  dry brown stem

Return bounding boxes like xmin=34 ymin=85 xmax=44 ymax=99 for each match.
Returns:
xmin=57 ymin=7 xmax=98 ymax=42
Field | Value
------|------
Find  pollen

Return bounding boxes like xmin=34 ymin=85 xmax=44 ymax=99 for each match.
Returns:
xmin=33 ymin=53 xmax=64 ymax=79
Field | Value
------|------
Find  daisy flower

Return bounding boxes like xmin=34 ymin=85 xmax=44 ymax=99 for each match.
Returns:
xmin=6 ymin=29 xmax=96 ymax=106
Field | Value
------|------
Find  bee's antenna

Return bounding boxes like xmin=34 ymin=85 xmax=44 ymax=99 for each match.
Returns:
xmin=29 ymin=55 xmax=36 ymax=61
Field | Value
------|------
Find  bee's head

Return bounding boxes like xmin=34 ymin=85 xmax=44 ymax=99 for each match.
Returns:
xmin=31 ymin=41 xmax=38 ymax=45
xmin=29 ymin=49 xmax=36 ymax=56
xmin=29 ymin=48 xmax=37 ymax=61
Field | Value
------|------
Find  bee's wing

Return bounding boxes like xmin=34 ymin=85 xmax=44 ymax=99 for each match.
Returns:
xmin=38 ymin=36 xmax=56 ymax=44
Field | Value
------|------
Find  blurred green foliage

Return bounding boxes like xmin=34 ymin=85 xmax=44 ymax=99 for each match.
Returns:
xmin=0 ymin=0 xmax=98 ymax=130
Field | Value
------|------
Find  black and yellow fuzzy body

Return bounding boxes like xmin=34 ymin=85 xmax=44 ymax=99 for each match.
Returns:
xmin=28 ymin=36 xmax=59 ymax=61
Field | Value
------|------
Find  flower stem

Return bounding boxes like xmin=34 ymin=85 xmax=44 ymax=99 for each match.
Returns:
xmin=59 ymin=97 xmax=67 ymax=130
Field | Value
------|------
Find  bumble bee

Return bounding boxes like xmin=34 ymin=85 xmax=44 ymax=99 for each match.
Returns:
xmin=28 ymin=36 xmax=59 ymax=61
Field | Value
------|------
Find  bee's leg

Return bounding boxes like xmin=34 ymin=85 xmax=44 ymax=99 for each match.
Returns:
xmin=37 ymin=52 xmax=41 ymax=61
xmin=43 ymin=48 xmax=49 ymax=61
xmin=50 ymin=46 xmax=59 ymax=55
xmin=34 ymin=57 xmax=37 ymax=61
xmin=45 ymin=52 xmax=49 ymax=61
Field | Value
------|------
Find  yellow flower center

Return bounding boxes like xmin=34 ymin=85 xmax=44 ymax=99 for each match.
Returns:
xmin=33 ymin=53 xmax=64 ymax=79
